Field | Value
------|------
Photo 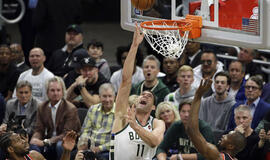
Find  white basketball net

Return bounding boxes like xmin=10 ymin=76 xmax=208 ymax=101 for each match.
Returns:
xmin=141 ymin=21 xmax=190 ymax=58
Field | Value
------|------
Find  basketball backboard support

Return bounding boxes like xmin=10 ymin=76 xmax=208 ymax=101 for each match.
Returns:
xmin=121 ymin=0 xmax=270 ymax=50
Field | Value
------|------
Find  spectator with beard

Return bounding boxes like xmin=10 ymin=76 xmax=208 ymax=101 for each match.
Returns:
xmin=13 ymin=48 xmax=54 ymax=102
xmin=9 ymin=43 xmax=29 ymax=73
xmin=199 ymin=72 xmax=235 ymax=143
xmin=66 ymin=57 xmax=108 ymax=108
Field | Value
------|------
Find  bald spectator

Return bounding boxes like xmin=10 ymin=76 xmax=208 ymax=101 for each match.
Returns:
xmin=10 ymin=43 xmax=30 ymax=73
xmin=47 ymin=24 xmax=84 ymax=77
xmin=13 ymin=48 xmax=54 ymax=102
xmin=0 ymin=45 xmax=20 ymax=101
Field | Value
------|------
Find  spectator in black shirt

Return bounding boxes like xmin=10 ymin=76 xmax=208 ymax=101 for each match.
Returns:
xmin=66 ymin=57 xmax=108 ymax=108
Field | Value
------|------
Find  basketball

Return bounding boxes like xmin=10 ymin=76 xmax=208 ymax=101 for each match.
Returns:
xmin=131 ymin=0 xmax=156 ymax=11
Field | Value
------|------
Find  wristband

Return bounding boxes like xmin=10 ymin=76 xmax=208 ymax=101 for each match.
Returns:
xmin=177 ymin=153 xmax=183 ymax=160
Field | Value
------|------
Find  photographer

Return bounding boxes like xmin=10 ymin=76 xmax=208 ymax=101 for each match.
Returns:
xmin=0 ymin=80 xmax=39 ymax=137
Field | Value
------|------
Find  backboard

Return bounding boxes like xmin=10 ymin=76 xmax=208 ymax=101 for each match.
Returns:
xmin=121 ymin=0 xmax=270 ymax=50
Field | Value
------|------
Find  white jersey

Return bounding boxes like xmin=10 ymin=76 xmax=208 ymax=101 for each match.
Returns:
xmin=110 ymin=116 xmax=156 ymax=160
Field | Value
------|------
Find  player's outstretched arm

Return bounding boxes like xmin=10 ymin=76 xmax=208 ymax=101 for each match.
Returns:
xmin=113 ymin=24 xmax=144 ymax=133
xmin=186 ymin=79 xmax=221 ymax=160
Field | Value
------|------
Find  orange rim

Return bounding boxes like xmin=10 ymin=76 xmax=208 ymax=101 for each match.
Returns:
xmin=140 ymin=19 xmax=192 ymax=31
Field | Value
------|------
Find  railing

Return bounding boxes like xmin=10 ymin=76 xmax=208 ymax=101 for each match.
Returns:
xmin=217 ymin=54 xmax=270 ymax=66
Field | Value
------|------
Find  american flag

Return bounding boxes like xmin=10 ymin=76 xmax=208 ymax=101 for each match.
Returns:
xmin=242 ymin=18 xmax=259 ymax=35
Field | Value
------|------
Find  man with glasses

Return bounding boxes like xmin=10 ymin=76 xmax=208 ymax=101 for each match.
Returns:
xmin=193 ymin=49 xmax=224 ymax=98
xmin=228 ymin=76 xmax=270 ymax=130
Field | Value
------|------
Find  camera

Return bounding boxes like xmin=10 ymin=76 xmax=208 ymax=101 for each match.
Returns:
xmin=6 ymin=113 xmax=27 ymax=136
xmin=82 ymin=150 xmax=96 ymax=160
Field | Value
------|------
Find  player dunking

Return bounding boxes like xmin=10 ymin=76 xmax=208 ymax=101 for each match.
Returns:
xmin=110 ymin=24 xmax=165 ymax=160
xmin=186 ymin=79 xmax=246 ymax=160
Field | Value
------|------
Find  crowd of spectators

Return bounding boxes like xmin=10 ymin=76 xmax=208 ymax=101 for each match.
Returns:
xmin=0 ymin=22 xmax=270 ymax=160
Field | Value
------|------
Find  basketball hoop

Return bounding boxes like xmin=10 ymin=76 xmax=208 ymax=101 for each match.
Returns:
xmin=140 ymin=15 xmax=202 ymax=58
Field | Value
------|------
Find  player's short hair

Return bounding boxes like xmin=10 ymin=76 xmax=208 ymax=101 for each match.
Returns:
xmin=177 ymin=65 xmax=193 ymax=76
xmin=229 ymin=131 xmax=247 ymax=154
xmin=0 ymin=132 xmax=13 ymax=153
xmin=128 ymin=95 xmax=139 ymax=107
xmin=156 ymin=102 xmax=180 ymax=121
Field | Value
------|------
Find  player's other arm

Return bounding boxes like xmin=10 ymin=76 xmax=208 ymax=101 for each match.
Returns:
xmin=186 ymin=79 xmax=221 ymax=160
xmin=133 ymin=118 xmax=165 ymax=148
xmin=113 ymin=24 xmax=144 ymax=133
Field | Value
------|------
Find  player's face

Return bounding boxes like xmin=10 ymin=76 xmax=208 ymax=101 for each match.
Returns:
xmin=100 ymin=89 xmax=115 ymax=112
xmin=29 ymin=49 xmax=45 ymax=70
xmin=9 ymin=133 xmax=29 ymax=156
xmin=229 ymin=62 xmax=244 ymax=83
xmin=177 ymin=71 xmax=194 ymax=89
xmin=65 ymin=31 xmax=83 ymax=47
xmin=214 ymin=76 xmax=229 ymax=96
xmin=159 ymin=108 xmax=175 ymax=125
xmin=16 ymin=86 xmax=32 ymax=106
xmin=234 ymin=110 xmax=252 ymax=130
xmin=162 ymin=58 xmax=179 ymax=75
xmin=245 ymin=80 xmax=261 ymax=102
xmin=179 ymin=104 xmax=191 ymax=125
xmin=143 ymin=60 xmax=159 ymax=82
xmin=137 ymin=91 xmax=154 ymax=112
xmin=88 ymin=45 xmax=103 ymax=60
xmin=80 ymin=66 xmax=98 ymax=84
xmin=201 ymin=53 xmax=217 ymax=74
xmin=47 ymin=81 xmax=63 ymax=105
xmin=218 ymin=131 xmax=235 ymax=148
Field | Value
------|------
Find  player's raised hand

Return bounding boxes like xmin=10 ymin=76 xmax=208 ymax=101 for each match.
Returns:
xmin=195 ymin=79 xmax=212 ymax=97
xmin=132 ymin=23 xmax=144 ymax=47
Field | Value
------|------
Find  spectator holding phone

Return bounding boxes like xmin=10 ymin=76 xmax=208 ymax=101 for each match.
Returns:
xmin=252 ymin=110 xmax=270 ymax=160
